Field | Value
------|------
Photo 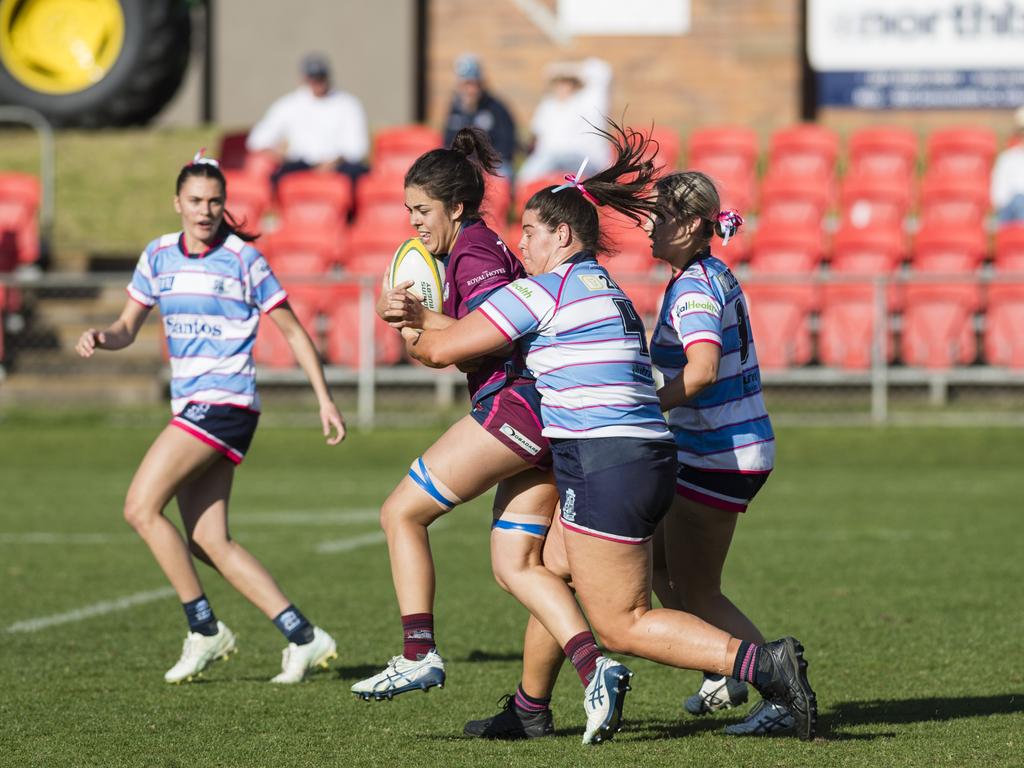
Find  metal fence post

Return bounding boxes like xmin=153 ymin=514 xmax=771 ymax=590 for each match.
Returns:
xmin=870 ymin=274 xmax=889 ymax=424
xmin=357 ymin=279 xmax=376 ymax=429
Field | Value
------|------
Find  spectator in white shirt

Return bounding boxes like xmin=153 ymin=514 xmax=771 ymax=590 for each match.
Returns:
xmin=991 ymin=106 xmax=1024 ymax=225
xmin=517 ymin=57 xmax=613 ymax=184
xmin=246 ymin=53 xmax=369 ymax=188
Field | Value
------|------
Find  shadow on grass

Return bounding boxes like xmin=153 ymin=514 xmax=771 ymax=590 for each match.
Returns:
xmin=824 ymin=693 xmax=1023 ymax=729
xmin=462 ymin=649 xmax=524 ymax=663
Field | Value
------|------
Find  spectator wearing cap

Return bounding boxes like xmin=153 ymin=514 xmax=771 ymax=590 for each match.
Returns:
xmin=246 ymin=53 xmax=369 ymax=187
xmin=443 ymin=54 xmax=518 ymax=179
xmin=517 ymin=57 xmax=613 ymax=184
xmin=991 ymin=106 xmax=1024 ymax=225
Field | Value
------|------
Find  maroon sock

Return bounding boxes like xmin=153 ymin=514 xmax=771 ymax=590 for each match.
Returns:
xmin=401 ymin=613 xmax=435 ymax=660
xmin=563 ymin=630 xmax=601 ymax=685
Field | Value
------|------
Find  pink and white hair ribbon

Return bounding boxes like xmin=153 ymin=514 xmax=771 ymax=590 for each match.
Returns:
xmin=717 ymin=209 xmax=744 ymax=246
xmin=552 ymin=157 xmax=599 ymax=206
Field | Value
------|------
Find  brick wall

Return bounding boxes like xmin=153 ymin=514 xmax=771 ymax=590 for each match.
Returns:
xmin=426 ymin=1 xmax=1018 ymax=157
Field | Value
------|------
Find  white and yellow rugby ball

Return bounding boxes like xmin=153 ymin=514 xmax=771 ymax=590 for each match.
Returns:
xmin=388 ymin=238 xmax=445 ymax=312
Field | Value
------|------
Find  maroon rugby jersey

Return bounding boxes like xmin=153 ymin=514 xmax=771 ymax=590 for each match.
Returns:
xmin=440 ymin=219 xmax=527 ymax=403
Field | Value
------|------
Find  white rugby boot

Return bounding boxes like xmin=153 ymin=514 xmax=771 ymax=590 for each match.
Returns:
xmin=164 ymin=621 xmax=237 ymax=684
xmin=351 ymin=649 xmax=446 ymax=700
xmin=582 ymin=656 xmax=633 ymax=745
xmin=724 ymin=700 xmax=796 ymax=736
xmin=684 ymin=674 xmax=749 ymax=715
xmin=271 ymin=626 xmax=338 ymax=684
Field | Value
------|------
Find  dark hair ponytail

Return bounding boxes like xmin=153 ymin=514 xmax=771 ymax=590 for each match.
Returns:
xmin=175 ymin=160 xmax=259 ymax=242
xmin=404 ymin=127 xmax=502 ymax=220
xmin=523 ymin=119 xmax=661 ymax=254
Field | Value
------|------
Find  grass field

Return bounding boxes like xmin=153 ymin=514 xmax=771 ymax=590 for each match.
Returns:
xmin=1 ymin=411 xmax=1022 ymax=767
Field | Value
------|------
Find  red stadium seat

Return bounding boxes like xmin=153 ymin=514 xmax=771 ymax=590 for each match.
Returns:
xmin=925 ymin=127 xmax=998 ymax=179
xmin=900 ymin=283 xmax=981 ymax=368
xmin=994 ymin=225 xmax=1024 ymax=272
xmin=325 ymin=284 xmax=404 ymax=367
xmin=264 ymin=226 xmax=347 ymax=276
xmin=911 ymin=224 xmax=987 ymax=273
xmin=686 ymin=126 xmax=759 ymax=180
xmin=918 ymin=170 xmax=989 ymax=228
xmin=223 ymin=170 xmax=272 ymax=232
xmin=346 ymin=222 xmax=407 ymax=276
xmin=830 ymin=225 xmax=905 ymax=274
xmin=650 ymin=126 xmax=682 ymax=171
xmin=742 ymin=283 xmax=818 ymax=370
xmin=615 ymin=276 xmax=664 ymax=326
xmin=758 ymin=172 xmax=831 ymax=228
xmin=687 ymin=127 xmax=759 ymax=213
xmin=984 ymin=283 xmax=1024 ymax=368
xmin=748 ymin=224 xmax=825 ymax=274
xmin=819 ymin=282 xmax=896 ymax=369
xmin=767 ymin=124 xmax=839 ymax=182
xmin=839 ymin=172 xmax=913 ymax=229
xmin=354 ymin=171 xmax=407 ymax=228
xmin=243 ymin=151 xmax=279 ymax=186
xmin=254 ymin=297 xmax=320 ymax=369
xmin=278 ymin=172 xmax=353 ymax=229
xmin=218 ymin=131 xmax=250 ymax=171
xmin=373 ymin=125 xmax=443 ymax=176
xmin=481 ymin=175 xmax=512 ymax=230
xmin=847 ymin=127 xmax=919 ymax=181
xmin=0 ymin=172 xmax=41 ymax=267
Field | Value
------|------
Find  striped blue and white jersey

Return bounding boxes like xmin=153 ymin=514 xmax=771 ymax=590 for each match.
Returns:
xmin=478 ymin=253 xmax=670 ymax=440
xmin=650 ymin=253 xmax=774 ymax=472
xmin=127 ymin=232 xmax=287 ymax=415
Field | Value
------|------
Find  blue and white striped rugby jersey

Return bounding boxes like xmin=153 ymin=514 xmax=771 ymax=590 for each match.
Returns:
xmin=127 ymin=232 xmax=287 ymax=414
xmin=650 ymin=253 xmax=774 ymax=473
xmin=478 ymin=253 xmax=670 ymax=440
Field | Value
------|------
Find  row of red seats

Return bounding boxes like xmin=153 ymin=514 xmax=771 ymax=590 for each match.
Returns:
xmin=618 ymin=280 xmax=1024 ymax=371
xmin=251 ymin=278 xmax=1024 ymax=373
xmin=688 ymin=124 xmax=1001 ymax=218
xmin=0 ymin=172 xmax=41 ymax=271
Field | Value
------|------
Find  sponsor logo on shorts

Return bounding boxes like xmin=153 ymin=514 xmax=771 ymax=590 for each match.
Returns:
xmin=499 ymin=423 xmax=541 ymax=455
xmin=183 ymin=402 xmax=211 ymax=422
xmin=562 ymin=488 xmax=577 ymax=522
xmin=466 ymin=267 xmax=507 ymax=287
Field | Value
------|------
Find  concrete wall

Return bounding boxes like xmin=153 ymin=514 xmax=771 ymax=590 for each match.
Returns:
xmin=158 ymin=0 xmax=417 ymax=132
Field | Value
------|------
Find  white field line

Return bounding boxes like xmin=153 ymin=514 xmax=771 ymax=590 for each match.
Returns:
xmin=0 ymin=532 xmax=118 ymax=545
xmin=5 ymin=587 xmax=177 ymax=634
xmin=4 ymin=523 xmax=410 ymax=633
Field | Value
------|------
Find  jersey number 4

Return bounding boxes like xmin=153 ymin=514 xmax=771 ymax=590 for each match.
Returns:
xmin=613 ymin=298 xmax=649 ymax=355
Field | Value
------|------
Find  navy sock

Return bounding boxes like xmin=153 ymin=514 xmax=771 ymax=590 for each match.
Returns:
xmin=272 ymin=604 xmax=315 ymax=645
xmin=514 ymin=683 xmax=551 ymax=713
xmin=732 ymin=641 xmax=761 ymax=684
xmin=182 ymin=595 xmax=218 ymax=637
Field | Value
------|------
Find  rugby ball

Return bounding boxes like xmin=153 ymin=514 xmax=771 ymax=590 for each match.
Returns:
xmin=388 ymin=238 xmax=445 ymax=312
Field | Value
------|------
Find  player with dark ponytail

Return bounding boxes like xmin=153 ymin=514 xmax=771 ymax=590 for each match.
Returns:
xmin=404 ymin=122 xmax=818 ymax=745
xmin=352 ymin=129 xmax=593 ymax=710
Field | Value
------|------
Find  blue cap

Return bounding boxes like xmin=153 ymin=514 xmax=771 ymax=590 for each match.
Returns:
xmin=454 ymin=54 xmax=482 ymax=81
xmin=301 ymin=53 xmax=330 ymax=79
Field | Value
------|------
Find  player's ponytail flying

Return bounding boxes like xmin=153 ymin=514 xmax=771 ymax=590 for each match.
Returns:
xmin=523 ymin=118 xmax=661 ymax=256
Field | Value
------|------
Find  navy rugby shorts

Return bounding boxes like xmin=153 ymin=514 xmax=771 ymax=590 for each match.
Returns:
xmin=551 ymin=436 xmax=676 ymax=544
xmin=471 ymin=378 xmax=552 ymax=471
xmin=676 ymin=465 xmax=771 ymax=513
xmin=171 ymin=402 xmax=260 ymax=465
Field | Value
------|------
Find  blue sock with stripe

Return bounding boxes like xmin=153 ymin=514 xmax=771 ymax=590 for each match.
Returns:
xmin=273 ymin=604 xmax=315 ymax=646
xmin=183 ymin=594 xmax=218 ymax=637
